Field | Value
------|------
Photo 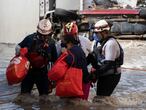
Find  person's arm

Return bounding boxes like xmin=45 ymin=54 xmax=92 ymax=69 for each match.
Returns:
xmin=98 ymin=60 xmax=115 ymax=74
xmin=86 ymin=52 xmax=99 ymax=68
xmin=15 ymin=35 xmax=30 ymax=55
xmin=65 ymin=53 xmax=74 ymax=66
xmin=49 ymin=43 xmax=58 ymax=63
xmin=98 ymin=41 xmax=117 ymax=74
xmin=86 ymin=38 xmax=93 ymax=53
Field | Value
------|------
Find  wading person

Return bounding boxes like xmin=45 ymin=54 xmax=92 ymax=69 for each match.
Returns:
xmin=15 ymin=19 xmax=57 ymax=97
xmin=92 ymin=19 xmax=124 ymax=101
xmin=61 ymin=22 xmax=90 ymax=100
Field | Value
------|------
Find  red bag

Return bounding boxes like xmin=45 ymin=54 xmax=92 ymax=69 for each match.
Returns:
xmin=6 ymin=48 xmax=30 ymax=85
xmin=56 ymin=51 xmax=83 ymax=97
xmin=56 ymin=67 xmax=83 ymax=97
xmin=48 ymin=52 xmax=69 ymax=81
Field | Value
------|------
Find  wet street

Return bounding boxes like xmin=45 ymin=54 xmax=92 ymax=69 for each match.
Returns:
xmin=0 ymin=40 xmax=146 ymax=110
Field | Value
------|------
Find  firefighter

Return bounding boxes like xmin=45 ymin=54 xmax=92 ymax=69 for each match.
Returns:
xmin=92 ymin=19 xmax=123 ymax=101
xmin=15 ymin=19 xmax=57 ymax=96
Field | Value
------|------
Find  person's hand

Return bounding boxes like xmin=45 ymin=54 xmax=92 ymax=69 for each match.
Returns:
xmin=89 ymin=67 xmax=97 ymax=84
xmin=20 ymin=48 xmax=28 ymax=56
xmin=91 ymin=67 xmax=96 ymax=73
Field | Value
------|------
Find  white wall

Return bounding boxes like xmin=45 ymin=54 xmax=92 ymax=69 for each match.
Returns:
xmin=117 ymin=0 xmax=138 ymax=8
xmin=0 ymin=0 xmax=39 ymax=43
xmin=56 ymin=0 xmax=80 ymax=10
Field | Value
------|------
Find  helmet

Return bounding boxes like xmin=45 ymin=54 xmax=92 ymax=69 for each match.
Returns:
xmin=94 ymin=20 xmax=110 ymax=32
xmin=63 ymin=22 xmax=78 ymax=35
xmin=37 ymin=19 xmax=52 ymax=35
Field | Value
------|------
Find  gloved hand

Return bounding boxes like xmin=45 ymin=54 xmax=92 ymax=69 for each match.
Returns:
xmin=20 ymin=48 xmax=28 ymax=56
xmin=89 ymin=67 xmax=98 ymax=83
xmin=15 ymin=45 xmax=28 ymax=56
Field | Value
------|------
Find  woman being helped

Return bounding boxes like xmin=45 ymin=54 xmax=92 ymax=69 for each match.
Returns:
xmin=63 ymin=32 xmax=90 ymax=100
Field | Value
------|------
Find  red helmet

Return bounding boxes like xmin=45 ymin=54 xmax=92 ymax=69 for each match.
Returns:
xmin=63 ymin=22 xmax=78 ymax=35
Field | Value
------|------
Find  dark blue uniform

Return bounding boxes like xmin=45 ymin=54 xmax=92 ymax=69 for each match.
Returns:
xmin=18 ymin=33 xmax=57 ymax=95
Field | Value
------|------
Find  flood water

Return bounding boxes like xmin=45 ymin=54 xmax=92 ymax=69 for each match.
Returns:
xmin=1 ymin=40 xmax=146 ymax=110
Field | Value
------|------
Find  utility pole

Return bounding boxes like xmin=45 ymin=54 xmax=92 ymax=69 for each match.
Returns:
xmin=39 ymin=0 xmax=45 ymax=19
xmin=39 ymin=0 xmax=56 ymax=20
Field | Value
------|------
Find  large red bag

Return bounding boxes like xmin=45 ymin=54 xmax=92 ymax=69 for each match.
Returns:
xmin=56 ymin=67 xmax=83 ymax=97
xmin=6 ymin=48 xmax=30 ymax=85
xmin=48 ymin=52 xmax=69 ymax=81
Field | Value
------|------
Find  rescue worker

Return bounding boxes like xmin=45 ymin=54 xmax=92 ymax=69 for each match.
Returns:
xmin=62 ymin=22 xmax=90 ymax=100
xmin=92 ymin=20 xmax=123 ymax=100
xmin=15 ymin=19 xmax=57 ymax=96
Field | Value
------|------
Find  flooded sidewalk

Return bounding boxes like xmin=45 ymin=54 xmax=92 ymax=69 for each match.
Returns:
xmin=1 ymin=40 xmax=146 ymax=110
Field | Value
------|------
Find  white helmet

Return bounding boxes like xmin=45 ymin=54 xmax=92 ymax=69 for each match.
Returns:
xmin=94 ymin=20 xmax=110 ymax=32
xmin=37 ymin=19 xmax=52 ymax=35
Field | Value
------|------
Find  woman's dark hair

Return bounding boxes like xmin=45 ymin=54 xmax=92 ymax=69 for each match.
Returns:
xmin=63 ymin=34 xmax=79 ymax=45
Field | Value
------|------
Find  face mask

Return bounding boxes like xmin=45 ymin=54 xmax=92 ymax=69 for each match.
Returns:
xmin=93 ymin=33 xmax=98 ymax=41
xmin=94 ymin=33 xmax=102 ymax=42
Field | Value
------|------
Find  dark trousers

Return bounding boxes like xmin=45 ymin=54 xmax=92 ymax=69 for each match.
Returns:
xmin=96 ymin=73 xmax=121 ymax=96
xmin=21 ymin=66 xmax=49 ymax=95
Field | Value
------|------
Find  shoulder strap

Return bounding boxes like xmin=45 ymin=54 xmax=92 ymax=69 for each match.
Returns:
xmin=100 ymin=36 xmax=114 ymax=48
xmin=107 ymin=36 xmax=124 ymax=66
xmin=29 ymin=34 xmax=38 ymax=53
xmin=102 ymin=36 xmax=123 ymax=54
xmin=67 ymin=50 xmax=75 ymax=67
